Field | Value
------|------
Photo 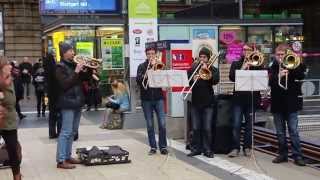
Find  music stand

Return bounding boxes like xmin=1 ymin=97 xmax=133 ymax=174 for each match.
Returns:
xmin=235 ymin=70 xmax=268 ymax=157
xmin=148 ymin=70 xmax=189 ymax=88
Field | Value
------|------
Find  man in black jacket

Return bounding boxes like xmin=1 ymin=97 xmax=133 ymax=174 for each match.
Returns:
xmin=269 ymin=44 xmax=306 ymax=166
xmin=228 ymin=45 xmax=262 ymax=158
xmin=187 ymin=48 xmax=219 ymax=158
xmin=55 ymin=42 xmax=85 ymax=169
xmin=19 ymin=57 xmax=32 ymax=99
xmin=136 ymin=47 xmax=168 ymax=155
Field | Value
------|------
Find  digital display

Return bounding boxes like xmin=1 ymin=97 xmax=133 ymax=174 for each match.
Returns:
xmin=40 ymin=0 xmax=118 ymax=14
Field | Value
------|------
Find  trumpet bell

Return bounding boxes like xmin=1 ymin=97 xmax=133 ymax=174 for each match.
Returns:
xmin=73 ymin=55 xmax=102 ymax=69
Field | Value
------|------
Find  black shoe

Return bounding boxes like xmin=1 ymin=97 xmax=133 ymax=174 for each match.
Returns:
xmin=49 ymin=134 xmax=58 ymax=139
xmin=42 ymin=113 xmax=45 ymax=117
xmin=272 ymin=156 xmax=288 ymax=163
xmin=148 ymin=148 xmax=157 ymax=155
xmin=294 ymin=157 xmax=306 ymax=166
xmin=19 ymin=114 xmax=26 ymax=120
xmin=187 ymin=151 xmax=201 ymax=157
xmin=204 ymin=151 xmax=214 ymax=158
xmin=160 ymin=148 xmax=168 ymax=155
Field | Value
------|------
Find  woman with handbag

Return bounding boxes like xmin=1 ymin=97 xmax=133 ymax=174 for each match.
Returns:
xmin=100 ymin=80 xmax=130 ymax=129
xmin=0 ymin=58 xmax=22 ymax=180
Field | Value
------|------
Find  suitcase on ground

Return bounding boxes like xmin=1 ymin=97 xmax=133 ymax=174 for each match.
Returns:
xmin=76 ymin=145 xmax=131 ymax=166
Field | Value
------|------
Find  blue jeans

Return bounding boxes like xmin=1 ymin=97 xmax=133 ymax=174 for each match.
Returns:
xmin=141 ymin=100 xmax=167 ymax=150
xmin=273 ymin=112 xmax=303 ymax=159
xmin=231 ymin=104 xmax=254 ymax=150
xmin=56 ymin=108 xmax=81 ymax=163
xmin=190 ymin=105 xmax=215 ymax=153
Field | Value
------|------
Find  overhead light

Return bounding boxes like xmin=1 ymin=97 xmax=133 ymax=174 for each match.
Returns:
xmin=98 ymin=27 xmax=123 ymax=31
xmin=220 ymin=26 xmax=242 ymax=30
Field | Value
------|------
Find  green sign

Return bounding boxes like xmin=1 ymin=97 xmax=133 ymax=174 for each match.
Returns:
xmin=76 ymin=42 xmax=94 ymax=57
xmin=101 ymin=38 xmax=124 ymax=69
xmin=129 ymin=0 xmax=157 ymax=18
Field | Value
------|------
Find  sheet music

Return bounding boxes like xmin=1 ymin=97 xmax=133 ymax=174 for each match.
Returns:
xmin=235 ymin=70 xmax=268 ymax=91
xmin=148 ymin=70 xmax=189 ymax=88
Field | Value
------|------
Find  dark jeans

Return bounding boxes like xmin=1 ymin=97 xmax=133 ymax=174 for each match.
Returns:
xmin=22 ymin=82 xmax=30 ymax=98
xmin=48 ymin=104 xmax=62 ymax=137
xmin=36 ymin=91 xmax=46 ymax=115
xmin=141 ymin=99 xmax=167 ymax=150
xmin=273 ymin=112 xmax=303 ymax=159
xmin=0 ymin=130 xmax=21 ymax=175
xmin=231 ymin=104 xmax=255 ymax=150
xmin=190 ymin=104 xmax=215 ymax=153
xmin=87 ymin=88 xmax=99 ymax=109
xmin=15 ymin=98 xmax=22 ymax=117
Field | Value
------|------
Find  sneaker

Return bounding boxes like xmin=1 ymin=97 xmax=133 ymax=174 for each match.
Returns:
xmin=204 ymin=151 xmax=214 ymax=158
xmin=272 ymin=156 xmax=288 ymax=163
xmin=160 ymin=148 xmax=168 ymax=155
xmin=243 ymin=148 xmax=252 ymax=157
xmin=294 ymin=157 xmax=306 ymax=166
xmin=228 ymin=149 xmax=239 ymax=158
xmin=148 ymin=148 xmax=157 ymax=155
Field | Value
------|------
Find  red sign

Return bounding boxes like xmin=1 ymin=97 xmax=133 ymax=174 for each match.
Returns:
xmin=171 ymin=49 xmax=193 ymax=92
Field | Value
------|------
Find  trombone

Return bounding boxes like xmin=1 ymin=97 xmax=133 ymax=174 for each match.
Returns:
xmin=142 ymin=52 xmax=165 ymax=89
xmin=278 ymin=50 xmax=301 ymax=90
xmin=244 ymin=50 xmax=264 ymax=67
xmin=180 ymin=51 xmax=220 ymax=100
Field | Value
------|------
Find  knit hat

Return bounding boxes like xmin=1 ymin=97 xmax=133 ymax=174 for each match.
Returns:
xmin=59 ymin=42 xmax=73 ymax=58
xmin=199 ymin=48 xmax=211 ymax=59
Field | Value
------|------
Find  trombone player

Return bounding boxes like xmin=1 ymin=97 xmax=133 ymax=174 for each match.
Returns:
xmin=269 ymin=44 xmax=306 ymax=166
xmin=187 ymin=48 xmax=219 ymax=158
xmin=136 ymin=47 xmax=168 ymax=155
xmin=228 ymin=44 xmax=263 ymax=158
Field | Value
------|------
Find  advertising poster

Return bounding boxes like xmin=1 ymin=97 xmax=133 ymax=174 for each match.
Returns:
xmin=129 ymin=0 xmax=158 ymax=77
xmin=225 ymin=41 xmax=244 ymax=63
xmin=171 ymin=49 xmax=193 ymax=92
xmin=191 ymin=27 xmax=218 ymax=67
xmin=101 ymin=38 xmax=124 ymax=70
xmin=52 ymin=32 xmax=65 ymax=62
xmin=76 ymin=42 xmax=94 ymax=57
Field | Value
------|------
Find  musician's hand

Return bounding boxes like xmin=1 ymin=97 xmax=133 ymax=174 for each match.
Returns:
xmin=280 ymin=69 xmax=288 ymax=77
xmin=241 ymin=62 xmax=250 ymax=70
xmin=193 ymin=74 xmax=200 ymax=81
xmin=75 ymin=62 xmax=85 ymax=73
xmin=150 ymin=58 xmax=156 ymax=65
xmin=202 ymin=63 xmax=208 ymax=69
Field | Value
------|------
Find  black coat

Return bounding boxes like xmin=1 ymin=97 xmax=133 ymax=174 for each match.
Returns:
xmin=43 ymin=54 xmax=59 ymax=106
xmin=136 ymin=60 xmax=164 ymax=101
xmin=12 ymin=67 xmax=24 ymax=100
xmin=188 ymin=61 xmax=219 ymax=107
xmin=19 ymin=62 xmax=32 ymax=83
xmin=269 ymin=60 xmax=305 ymax=113
xmin=229 ymin=58 xmax=262 ymax=107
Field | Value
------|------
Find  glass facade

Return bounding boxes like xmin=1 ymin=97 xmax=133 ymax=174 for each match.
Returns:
xmin=44 ymin=26 xmax=125 ymax=96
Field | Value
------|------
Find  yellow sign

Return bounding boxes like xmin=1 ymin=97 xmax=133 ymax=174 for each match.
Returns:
xmin=52 ymin=32 xmax=65 ymax=62
xmin=103 ymin=39 xmax=122 ymax=47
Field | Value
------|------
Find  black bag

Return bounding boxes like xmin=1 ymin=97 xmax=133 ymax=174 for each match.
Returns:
xmin=105 ymin=101 xmax=120 ymax=110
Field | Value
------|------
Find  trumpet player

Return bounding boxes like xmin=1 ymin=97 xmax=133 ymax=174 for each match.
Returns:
xmin=55 ymin=42 xmax=87 ymax=169
xmin=136 ymin=47 xmax=168 ymax=155
xmin=228 ymin=44 xmax=262 ymax=158
xmin=269 ymin=44 xmax=306 ymax=166
xmin=187 ymin=48 xmax=219 ymax=158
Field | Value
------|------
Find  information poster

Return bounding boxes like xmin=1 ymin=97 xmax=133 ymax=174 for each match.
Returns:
xmin=101 ymin=38 xmax=124 ymax=70
xmin=129 ymin=0 xmax=158 ymax=77
xmin=76 ymin=42 xmax=94 ymax=57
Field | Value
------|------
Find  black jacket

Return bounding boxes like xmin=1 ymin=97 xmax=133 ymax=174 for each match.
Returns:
xmin=229 ymin=58 xmax=262 ymax=107
xmin=33 ymin=66 xmax=47 ymax=93
xmin=55 ymin=59 xmax=85 ymax=109
xmin=188 ymin=61 xmax=219 ymax=107
xmin=269 ymin=60 xmax=305 ymax=113
xmin=12 ymin=66 xmax=24 ymax=100
xmin=19 ymin=62 xmax=32 ymax=83
xmin=136 ymin=60 xmax=163 ymax=101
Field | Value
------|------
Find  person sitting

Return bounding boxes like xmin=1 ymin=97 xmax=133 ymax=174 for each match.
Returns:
xmin=100 ymin=80 xmax=130 ymax=129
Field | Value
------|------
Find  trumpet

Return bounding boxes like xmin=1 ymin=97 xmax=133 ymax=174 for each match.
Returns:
xmin=278 ymin=50 xmax=301 ymax=90
xmin=142 ymin=52 xmax=165 ymax=89
xmin=73 ymin=55 xmax=102 ymax=69
xmin=180 ymin=51 xmax=220 ymax=100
